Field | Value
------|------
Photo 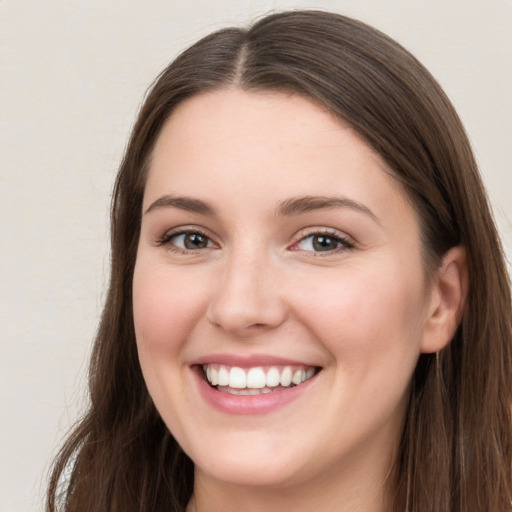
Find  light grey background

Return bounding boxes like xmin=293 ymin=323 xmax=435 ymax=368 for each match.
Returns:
xmin=1 ymin=1 xmax=511 ymax=510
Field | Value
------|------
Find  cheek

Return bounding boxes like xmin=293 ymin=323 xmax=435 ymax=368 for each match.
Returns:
xmin=132 ymin=260 xmax=213 ymax=438
xmin=132 ymin=261 xmax=209 ymax=359
xmin=307 ymin=268 xmax=427 ymax=437
xmin=295 ymin=266 xmax=427 ymax=367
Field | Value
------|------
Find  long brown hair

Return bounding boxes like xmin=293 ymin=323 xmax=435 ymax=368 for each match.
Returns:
xmin=47 ymin=10 xmax=512 ymax=511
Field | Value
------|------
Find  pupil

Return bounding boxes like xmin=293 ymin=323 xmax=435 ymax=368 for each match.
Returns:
xmin=312 ymin=235 xmax=338 ymax=251
xmin=184 ymin=233 xmax=207 ymax=249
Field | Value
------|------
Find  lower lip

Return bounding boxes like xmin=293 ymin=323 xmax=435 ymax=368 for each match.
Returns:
xmin=193 ymin=367 xmax=317 ymax=415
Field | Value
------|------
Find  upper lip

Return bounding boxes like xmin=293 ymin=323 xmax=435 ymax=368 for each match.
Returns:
xmin=191 ymin=353 xmax=321 ymax=368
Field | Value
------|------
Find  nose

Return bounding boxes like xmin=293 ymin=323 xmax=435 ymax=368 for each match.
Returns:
xmin=206 ymin=250 xmax=288 ymax=337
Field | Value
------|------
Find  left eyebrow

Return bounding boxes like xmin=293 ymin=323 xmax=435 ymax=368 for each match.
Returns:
xmin=144 ymin=195 xmax=217 ymax=216
xmin=276 ymin=195 xmax=378 ymax=222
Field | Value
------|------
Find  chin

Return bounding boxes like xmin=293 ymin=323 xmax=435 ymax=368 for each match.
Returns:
xmin=193 ymin=453 xmax=306 ymax=489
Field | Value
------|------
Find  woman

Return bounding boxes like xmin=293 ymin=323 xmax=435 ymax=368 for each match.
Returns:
xmin=47 ymin=10 xmax=512 ymax=512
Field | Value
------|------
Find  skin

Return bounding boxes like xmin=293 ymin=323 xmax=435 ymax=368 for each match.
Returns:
xmin=133 ymin=89 xmax=466 ymax=512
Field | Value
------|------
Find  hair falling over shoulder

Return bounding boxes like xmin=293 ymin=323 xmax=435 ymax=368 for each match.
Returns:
xmin=46 ymin=10 xmax=512 ymax=512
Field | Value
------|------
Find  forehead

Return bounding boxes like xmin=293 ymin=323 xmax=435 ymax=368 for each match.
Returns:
xmin=155 ymin=89 xmax=373 ymax=157
xmin=145 ymin=89 xmax=413 ymax=223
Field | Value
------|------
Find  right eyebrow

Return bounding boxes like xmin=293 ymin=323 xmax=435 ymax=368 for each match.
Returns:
xmin=144 ymin=195 xmax=217 ymax=216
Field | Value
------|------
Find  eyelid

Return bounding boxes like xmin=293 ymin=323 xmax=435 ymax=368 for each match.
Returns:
xmin=154 ymin=225 xmax=354 ymax=255
xmin=289 ymin=227 xmax=355 ymax=254
xmin=155 ymin=225 xmax=219 ymax=253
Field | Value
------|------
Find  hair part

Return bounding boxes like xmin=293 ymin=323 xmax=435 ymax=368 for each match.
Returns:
xmin=47 ymin=10 xmax=512 ymax=512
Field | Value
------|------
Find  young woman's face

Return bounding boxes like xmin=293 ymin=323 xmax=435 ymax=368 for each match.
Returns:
xmin=133 ymin=89 xmax=436 ymax=491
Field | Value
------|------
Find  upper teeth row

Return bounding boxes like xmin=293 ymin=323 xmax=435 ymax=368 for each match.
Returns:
xmin=204 ymin=364 xmax=316 ymax=389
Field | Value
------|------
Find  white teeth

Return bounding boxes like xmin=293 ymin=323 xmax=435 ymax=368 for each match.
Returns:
xmin=217 ymin=366 xmax=229 ymax=386
xmin=229 ymin=367 xmax=247 ymax=388
xmin=219 ymin=385 xmax=290 ymax=395
xmin=203 ymin=363 xmax=317 ymax=391
xmin=280 ymin=366 xmax=293 ymax=386
xmin=246 ymin=367 xmax=266 ymax=388
xmin=221 ymin=387 xmax=262 ymax=395
xmin=266 ymin=367 xmax=281 ymax=387
xmin=210 ymin=366 xmax=218 ymax=385
xmin=292 ymin=369 xmax=304 ymax=385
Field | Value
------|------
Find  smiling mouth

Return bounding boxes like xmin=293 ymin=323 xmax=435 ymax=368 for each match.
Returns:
xmin=201 ymin=363 xmax=320 ymax=396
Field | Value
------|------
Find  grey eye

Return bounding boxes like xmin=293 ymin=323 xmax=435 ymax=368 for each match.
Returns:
xmin=171 ymin=232 xmax=212 ymax=250
xmin=296 ymin=234 xmax=345 ymax=252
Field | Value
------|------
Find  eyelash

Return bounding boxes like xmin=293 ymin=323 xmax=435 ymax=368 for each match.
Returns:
xmin=155 ymin=227 xmax=215 ymax=255
xmin=155 ymin=228 xmax=355 ymax=255
xmin=292 ymin=229 xmax=355 ymax=255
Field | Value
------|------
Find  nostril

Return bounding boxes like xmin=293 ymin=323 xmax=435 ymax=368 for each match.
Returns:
xmin=205 ymin=263 xmax=288 ymax=334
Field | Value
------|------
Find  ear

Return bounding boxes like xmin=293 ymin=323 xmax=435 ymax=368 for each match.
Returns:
xmin=420 ymin=246 xmax=468 ymax=354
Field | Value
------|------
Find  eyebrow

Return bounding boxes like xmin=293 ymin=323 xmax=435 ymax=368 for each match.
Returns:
xmin=144 ymin=194 xmax=377 ymax=222
xmin=145 ymin=195 xmax=216 ymax=216
xmin=276 ymin=195 xmax=377 ymax=222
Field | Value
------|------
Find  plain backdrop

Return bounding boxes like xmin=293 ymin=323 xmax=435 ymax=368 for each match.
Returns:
xmin=1 ymin=1 xmax=511 ymax=510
